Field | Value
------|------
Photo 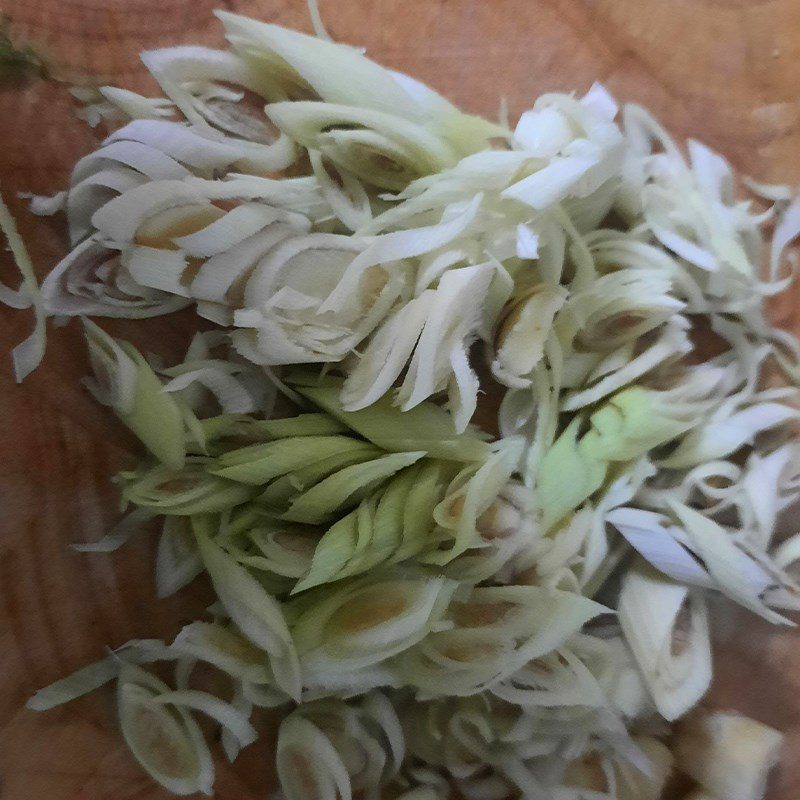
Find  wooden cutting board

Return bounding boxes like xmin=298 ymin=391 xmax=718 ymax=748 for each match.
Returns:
xmin=2 ymin=2 xmax=800 ymax=798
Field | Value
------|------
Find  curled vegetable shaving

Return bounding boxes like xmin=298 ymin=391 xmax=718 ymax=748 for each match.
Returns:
xmin=423 ymin=437 xmax=529 ymax=567
xmin=267 ymin=101 xmax=459 ymax=190
xmin=0 ymin=190 xmax=45 ymax=381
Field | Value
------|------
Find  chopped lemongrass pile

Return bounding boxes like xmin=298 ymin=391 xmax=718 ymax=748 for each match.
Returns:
xmin=6 ymin=8 xmax=800 ymax=800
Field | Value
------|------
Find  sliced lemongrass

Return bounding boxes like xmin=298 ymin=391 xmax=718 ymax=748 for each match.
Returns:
xmin=156 ymin=516 xmax=204 ymax=598
xmin=84 ymin=320 xmax=190 ymax=468
xmin=151 ymin=689 xmax=257 ymax=749
xmin=193 ymin=518 xmax=301 ymax=699
xmin=618 ymin=559 xmax=712 ymax=721
xmin=117 ymin=666 xmax=214 ymax=796
xmin=295 ymin=377 xmax=490 ymax=462
xmin=0 ymin=190 xmax=45 ymax=381
xmin=281 ymin=451 xmax=426 ymax=525
xmin=172 ymin=620 xmax=270 ymax=683
xmin=673 ymin=710 xmax=783 ymax=800
xmin=27 ymin=639 xmax=175 ymax=711
xmin=276 ymin=713 xmax=352 ymax=800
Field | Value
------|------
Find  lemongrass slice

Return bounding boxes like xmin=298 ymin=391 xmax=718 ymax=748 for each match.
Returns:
xmin=217 ymin=11 xmax=494 ymax=146
xmin=295 ymin=376 xmax=490 ymax=462
xmin=67 ymin=166 xmax=147 ymax=242
xmin=342 ymin=262 xmax=499 ymax=433
xmin=673 ymin=710 xmax=784 ymax=800
xmin=607 ymin=507 xmax=715 ymax=587
xmin=561 ymin=320 xmax=692 ymax=411
xmin=399 ymin=263 xmax=501 ymax=424
xmin=292 ymin=461 xmax=442 ymax=592
xmin=117 ymin=665 xmax=214 ymax=796
xmin=189 ymin=223 xmax=295 ymax=305
xmin=97 ymin=85 xmax=175 ymax=120
xmin=281 ymin=451 xmax=426 ymax=525
xmin=156 ymin=517 xmax=204 ymax=598
xmin=211 ymin=435 xmax=378 ymax=484
xmin=219 ymin=687 xmax=253 ymax=762
xmin=104 ymin=118 xmax=242 ymax=173
xmin=0 ymin=191 xmax=46 ymax=381
xmin=293 ymin=576 xmax=457 ymax=675
xmin=172 ymin=203 xmax=294 ymax=258
xmin=320 ymin=193 xmax=481 ymax=314
xmin=536 ymin=417 xmax=606 ymax=533
xmin=83 ymin=320 xmax=190 ymax=468
xmin=120 ymin=461 xmax=256 ymax=514
xmin=193 ymin=518 xmax=301 ymax=699
xmin=161 ymin=363 xmax=260 ymax=415
xmin=424 ymin=439 xmax=524 ymax=563
xmin=139 ymin=45 xmax=265 ymax=93
xmin=398 ymin=586 xmax=606 ymax=695
xmin=536 ymin=384 xmax=702 ymax=532
xmin=172 ymin=621 xmax=271 ymax=683
xmin=276 ymin=713 xmax=352 ymax=800
xmin=618 ymin=559 xmax=712 ymax=720
xmin=71 ymin=140 xmax=189 ymax=187
xmin=233 ymin=232 xmax=403 ymax=367
xmin=41 ymin=239 xmax=190 ymax=318
xmin=660 ymin=402 xmax=800 ymax=469
xmin=150 ymin=689 xmax=257 ymax=750
xmin=361 ymin=691 xmax=406 ymax=777
xmin=257 ymin=449 xmax=385 ymax=512
xmin=243 ymin=525 xmax=317 ymax=579
xmin=668 ymin=500 xmax=792 ymax=624
xmin=309 ymin=150 xmax=372 ymax=232
xmin=91 ymin=180 xmax=211 ymax=242
xmin=288 ymin=697 xmax=398 ymax=795
xmin=492 ymin=285 xmax=567 ymax=388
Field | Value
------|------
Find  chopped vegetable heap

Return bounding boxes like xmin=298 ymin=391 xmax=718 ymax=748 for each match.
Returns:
xmin=5 ymin=9 xmax=800 ymax=800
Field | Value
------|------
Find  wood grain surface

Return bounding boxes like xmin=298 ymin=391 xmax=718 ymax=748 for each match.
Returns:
xmin=2 ymin=1 xmax=800 ymax=798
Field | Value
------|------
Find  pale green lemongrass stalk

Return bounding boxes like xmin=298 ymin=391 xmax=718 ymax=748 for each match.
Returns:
xmin=536 ymin=384 xmax=701 ymax=532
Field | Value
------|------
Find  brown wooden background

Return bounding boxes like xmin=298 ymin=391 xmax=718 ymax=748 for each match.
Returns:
xmin=2 ymin=1 xmax=800 ymax=798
